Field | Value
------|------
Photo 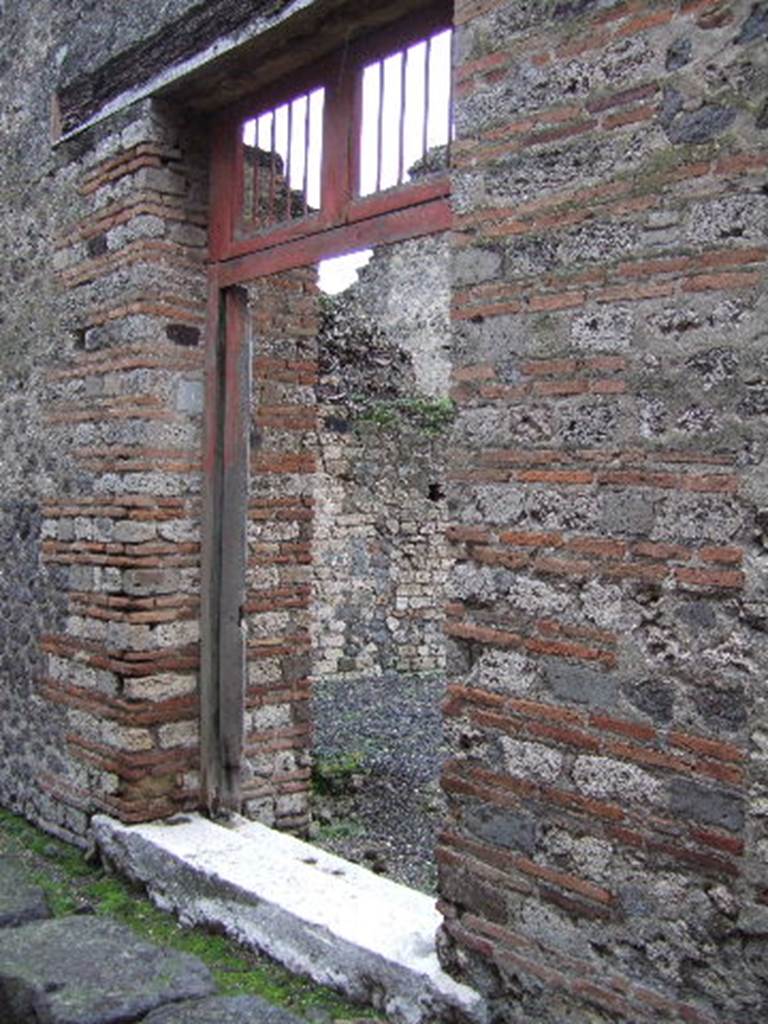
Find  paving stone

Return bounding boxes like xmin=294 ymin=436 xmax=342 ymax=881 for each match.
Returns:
xmin=142 ymin=995 xmax=304 ymax=1023
xmin=0 ymin=855 xmax=50 ymax=926
xmin=0 ymin=914 xmax=215 ymax=1024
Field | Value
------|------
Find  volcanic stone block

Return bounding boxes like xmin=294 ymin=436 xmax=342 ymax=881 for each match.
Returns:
xmin=142 ymin=995 xmax=304 ymax=1023
xmin=0 ymin=915 xmax=214 ymax=1024
xmin=0 ymin=857 xmax=50 ymax=927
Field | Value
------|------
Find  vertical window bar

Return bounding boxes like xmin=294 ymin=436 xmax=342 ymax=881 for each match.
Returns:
xmin=252 ymin=133 xmax=261 ymax=227
xmin=446 ymin=30 xmax=454 ymax=168
xmin=376 ymin=60 xmax=385 ymax=194
xmin=285 ymin=99 xmax=294 ymax=221
xmin=269 ymin=110 xmax=277 ymax=225
xmin=423 ymin=36 xmax=432 ymax=163
xmin=239 ymin=133 xmax=248 ymax=225
xmin=398 ymin=50 xmax=407 ymax=185
xmin=302 ymin=92 xmax=311 ymax=217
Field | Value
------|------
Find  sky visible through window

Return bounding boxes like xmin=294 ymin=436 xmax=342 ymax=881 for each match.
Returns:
xmin=242 ymin=28 xmax=452 ymax=293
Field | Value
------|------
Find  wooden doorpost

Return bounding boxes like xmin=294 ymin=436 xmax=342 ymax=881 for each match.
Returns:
xmin=201 ymin=282 xmax=250 ymax=815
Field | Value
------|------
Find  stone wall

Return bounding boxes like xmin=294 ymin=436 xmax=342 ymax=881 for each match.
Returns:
xmin=0 ymin=1 xmax=216 ymax=841
xmin=1 ymin=0 xmax=767 ymax=1018
xmin=439 ymin=0 xmax=768 ymax=1021
xmin=39 ymin=99 xmax=209 ymax=829
xmin=313 ymin=234 xmax=452 ymax=682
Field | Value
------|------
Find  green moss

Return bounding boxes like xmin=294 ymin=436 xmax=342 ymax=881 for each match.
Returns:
xmin=0 ymin=808 xmax=381 ymax=1020
xmin=312 ymin=750 xmax=366 ymax=796
xmin=357 ymin=396 xmax=456 ymax=436
xmin=316 ymin=820 xmax=365 ymax=842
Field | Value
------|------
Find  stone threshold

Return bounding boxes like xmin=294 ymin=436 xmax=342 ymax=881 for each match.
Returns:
xmin=93 ymin=812 xmax=486 ymax=1024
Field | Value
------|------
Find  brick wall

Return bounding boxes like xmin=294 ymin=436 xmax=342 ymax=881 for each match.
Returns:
xmin=242 ymin=269 xmax=319 ymax=832
xmin=37 ymin=100 xmax=209 ymax=830
xmin=438 ymin=0 xmax=768 ymax=1020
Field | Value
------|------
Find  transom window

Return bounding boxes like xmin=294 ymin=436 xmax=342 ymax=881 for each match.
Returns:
xmin=209 ymin=2 xmax=452 ymax=269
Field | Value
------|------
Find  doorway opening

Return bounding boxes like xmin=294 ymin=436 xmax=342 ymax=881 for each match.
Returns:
xmin=202 ymin=1 xmax=454 ymax=897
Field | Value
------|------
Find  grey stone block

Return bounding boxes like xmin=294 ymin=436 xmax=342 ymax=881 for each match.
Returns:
xmin=464 ymin=803 xmax=537 ymax=855
xmin=545 ymin=661 xmax=619 ymax=709
xmin=0 ymin=915 xmax=214 ymax=1024
xmin=142 ymin=995 xmax=304 ymax=1023
xmin=669 ymin=779 xmax=745 ymax=833
xmin=0 ymin=856 xmax=50 ymax=927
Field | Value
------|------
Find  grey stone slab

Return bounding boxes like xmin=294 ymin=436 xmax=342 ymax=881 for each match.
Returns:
xmin=0 ymin=856 xmax=50 ymax=926
xmin=0 ymin=915 xmax=214 ymax=1024
xmin=142 ymin=995 xmax=304 ymax=1023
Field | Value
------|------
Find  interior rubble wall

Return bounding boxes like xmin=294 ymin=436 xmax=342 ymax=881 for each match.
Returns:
xmin=439 ymin=1 xmax=768 ymax=1021
xmin=313 ymin=234 xmax=452 ymax=683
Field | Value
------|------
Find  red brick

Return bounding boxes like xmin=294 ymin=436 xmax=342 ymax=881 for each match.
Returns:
xmin=595 ymin=281 xmax=675 ymax=303
xmin=603 ymin=105 xmax=656 ymax=129
xmin=675 ymin=567 xmax=744 ymax=589
xmin=597 ymin=469 xmax=677 ymax=489
xmin=690 ymin=759 xmax=745 ymax=786
xmin=571 ymin=979 xmax=632 ymax=1017
xmin=565 ymin=537 xmax=627 ymax=558
xmin=446 ymin=525 xmax=493 ymax=543
xmin=683 ymin=473 xmax=738 ymax=494
xmin=527 ymin=719 xmax=601 ymax=752
xmin=649 ymin=839 xmax=739 ymax=878
xmin=669 ymin=731 xmax=745 ymax=763
xmin=531 ymin=556 xmax=592 ymax=578
xmin=714 ymin=152 xmax=768 ymax=175
xmin=613 ymin=7 xmax=675 ymax=37
xmin=472 ymin=546 xmax=530 ymax=570
xmin=500 ymin=530 xmax=563 ymax=548
xmin=690 ymin=827 xmax=744 ymax=857
xmin=600 ymin=562 xmax=668 ymax=583
xmin=514 ymin=855 xmax=614 ymax=904
xmin=517 ymin=469 xmax=593 ymax=485
xmin=525 ymin=635 xmax=615 ymax=665
xmin=684 ymin=271 xmax=762 ymax=293
xmin=452 ymin=363 xmax=496 ymax=383
xmin=508 ymin=698 xmax=586 ymax=725
xmin=604 ymin=739 xmax=690 ymax=776
xmin=589 ymin=714 xmax=656 ymax=742
xmin=527 ymin=291 xmax=586 ymax=312
xmin=540 ymin=783 xmax=625 ymax=823
xmin=445 ymin=621 xmax=523 ymax=648
xmin=585 ymin=82 xmax=659 ymax=114
xmin=698 ymin=545 xmax=742 ymax=565
xmin=633 ymin=541 xmax=690 ymax=561
xmin=697 ymin=5 xmax=734 ymax=28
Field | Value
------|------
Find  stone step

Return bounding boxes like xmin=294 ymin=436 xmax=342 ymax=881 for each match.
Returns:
xmin=93 ymin=813 xmax=487 ymax=1024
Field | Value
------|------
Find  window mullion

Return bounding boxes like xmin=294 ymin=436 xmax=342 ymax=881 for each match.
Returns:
xmin=320 ymin=51 xmax=357 ymax=226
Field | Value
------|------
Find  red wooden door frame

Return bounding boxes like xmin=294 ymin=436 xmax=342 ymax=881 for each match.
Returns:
xmin=201 ymin=0 xmax=453 ymax=814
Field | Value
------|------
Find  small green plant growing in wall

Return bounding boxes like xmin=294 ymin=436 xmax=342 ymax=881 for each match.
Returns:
xmin=359 ymin=395 xmax=456 ymax=436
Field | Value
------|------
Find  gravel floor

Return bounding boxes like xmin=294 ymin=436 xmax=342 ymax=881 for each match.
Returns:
xmin=310 ymin=673 xmax=447 ymax=894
